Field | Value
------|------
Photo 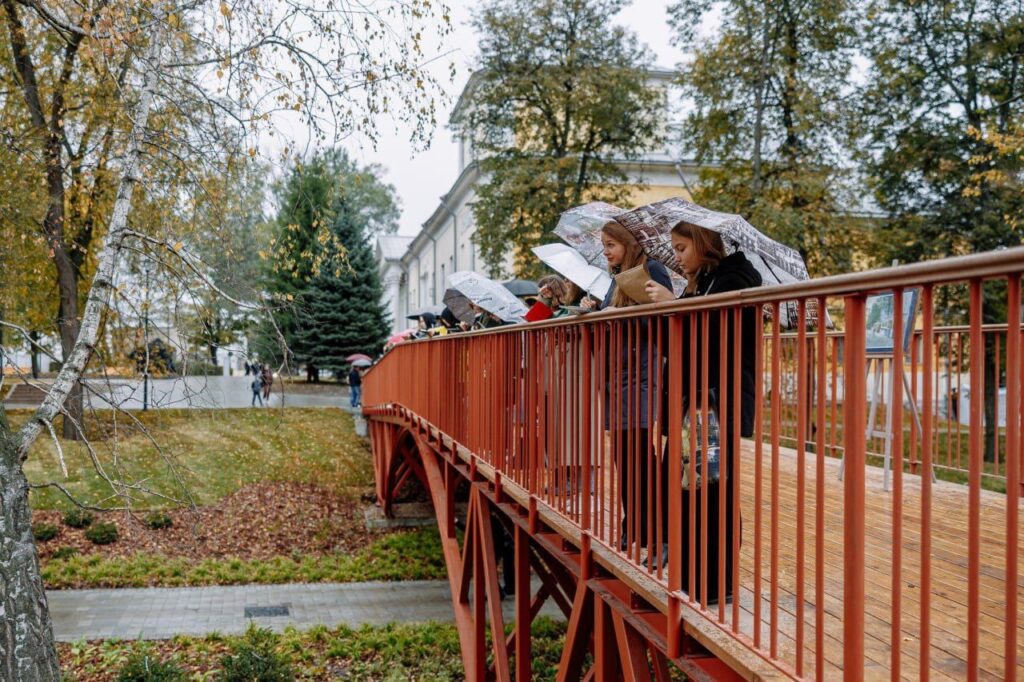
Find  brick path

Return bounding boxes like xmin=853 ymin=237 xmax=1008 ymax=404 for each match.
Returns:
xmin=48 ymin=580 xmax=562 ymax=641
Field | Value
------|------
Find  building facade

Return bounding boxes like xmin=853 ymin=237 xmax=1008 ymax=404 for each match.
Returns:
xmin=377 ymin=71 xmax=698 ymax=333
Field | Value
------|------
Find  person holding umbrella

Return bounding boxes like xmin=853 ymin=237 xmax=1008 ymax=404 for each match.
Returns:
xmin=348 ymin=363 xmax=364 ymax=408
xmin=642 ymin=218 xmax=762 ymax=606
xmin=583 ymin=220 xmax=673 ymax=557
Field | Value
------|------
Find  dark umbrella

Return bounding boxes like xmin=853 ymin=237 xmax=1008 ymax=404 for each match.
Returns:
xmin=502 ymin=279 xmax=539 ymax=297
xmin=405 ymin=305 xmax=445 ymax=321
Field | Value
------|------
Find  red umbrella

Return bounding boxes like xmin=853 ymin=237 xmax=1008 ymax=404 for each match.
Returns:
xmin=345 ymin=353 xmax=372 ymax=364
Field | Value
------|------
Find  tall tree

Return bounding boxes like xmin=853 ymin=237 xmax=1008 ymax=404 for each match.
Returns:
xmin=261 ymin=151 xmax=394 ymax=379
xmin=0 ymin=0 xmax=450 ymax=675
xmin=859 ymin=0 xmax=1024 ymax=461
xmin=668 ymin=0 xmax=860 ymax=276
xmin=452 ymin=0 xmax=663 ymax=278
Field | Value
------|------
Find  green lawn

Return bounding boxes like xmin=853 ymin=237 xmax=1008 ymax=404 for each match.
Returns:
xmin=12 ymin=407 xmax=372 ymax=510
xmin=60 ymin=619 xmax=572 ymax=681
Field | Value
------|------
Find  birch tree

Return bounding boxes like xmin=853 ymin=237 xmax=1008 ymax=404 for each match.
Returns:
xmin=0 ymin=0 xmax=451 ymax=676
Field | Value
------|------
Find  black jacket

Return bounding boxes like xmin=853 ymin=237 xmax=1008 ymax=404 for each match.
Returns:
xmin=679 ymin=252 xmax=762 ymax=438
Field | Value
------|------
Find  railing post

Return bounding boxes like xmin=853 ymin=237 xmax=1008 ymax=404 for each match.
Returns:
xmin=843 ymin=294 xmax=867 ymax=680
xmin=581 ymin=325 xmax=592 ymax=532
xmin=667 ymin=315 xmax=684 ymax=658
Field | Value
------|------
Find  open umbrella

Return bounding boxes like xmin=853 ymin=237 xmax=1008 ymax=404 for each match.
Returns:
xmin=447 ymin=271 xmax=529 ymax=323
xmin=615 ymin=198 xmax=810 ymax=284
xmin=351 ymin=358 xmax=372 ymax=368
xmin=442 ymin=288 xmax=477 ymax=324
xmin=555 ymin=202 xmax=687 ymax=297
xmin=387 ymin=328 xmax=417 ymax=346
xmin=615 ymin=198 xmax=819 ymax=327
xmin=345 ymin=353 xmax=372 ymax=364
xmin=502 ymin=279 xmax=539 ymax=297
xmin=531 ymin=243 xmax=613 ymax=299
xmin=405 ymin=305 xmax=445 ymax=321
xmin=553 ymin=201 xmax=621 ymax=269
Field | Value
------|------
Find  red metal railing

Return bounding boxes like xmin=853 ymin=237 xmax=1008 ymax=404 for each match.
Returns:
xmin=364 ymin=249 xmax=1024 ymax=679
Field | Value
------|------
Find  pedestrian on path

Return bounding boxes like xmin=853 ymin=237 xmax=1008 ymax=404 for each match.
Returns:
xmin=261 ymin=364 xmax=273 ymax=403
xmin=250 ymin=374 xmax=263 ymax=407
xmin=348 ymin=366 xmax=363 ymax=408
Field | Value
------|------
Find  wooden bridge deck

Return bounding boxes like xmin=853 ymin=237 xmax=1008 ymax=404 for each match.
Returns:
xmin=584 ymin=442 xmax=1024 ymax=679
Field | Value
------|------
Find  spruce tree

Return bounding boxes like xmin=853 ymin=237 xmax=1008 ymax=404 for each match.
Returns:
xmin=262 ymin=151 xmax=394 ymax=380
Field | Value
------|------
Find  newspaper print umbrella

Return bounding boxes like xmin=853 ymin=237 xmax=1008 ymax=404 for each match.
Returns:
xmin=554 ymin=202 xmax=687 ymax=297
xmin=447 ymin=271 xmax=529 ymax=323
xmin=553 ymin=201 xmax=622 ymax=269
xmin=615 ymin=198 xmax=810 ymax=283
xmin=531 ymin=243 xmax=613 ymax=299
xmin=615 ymin=198 xmax=820 ymax=327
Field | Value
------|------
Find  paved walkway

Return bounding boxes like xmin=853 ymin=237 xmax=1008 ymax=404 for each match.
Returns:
xmin=48 ymin=580 xmax=563 ymax=641
xmin=4 ymin=376 xmax=347 ymax=410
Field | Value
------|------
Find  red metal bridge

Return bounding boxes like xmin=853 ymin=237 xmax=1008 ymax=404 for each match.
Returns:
xmin=363 ymin=250 xmax=1024 ymax=680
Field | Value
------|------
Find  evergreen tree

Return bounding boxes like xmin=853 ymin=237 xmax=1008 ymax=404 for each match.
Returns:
xmin=452 ymin=0 xmax=663 ymax=278
xmin=260 ymin=151 xmax=394 ymax=379
xmin=668 ymin=0 xmax=860 ymax=276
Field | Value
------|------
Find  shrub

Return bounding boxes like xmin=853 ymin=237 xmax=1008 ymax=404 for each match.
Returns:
xmin=84 ymin=522 xmax=119 ymax=545
xmin=217 ymin=625 xmax=295 ymax=681
xmin=116 ymin=650 xmax=185 ymax=682
xmin=51 ymin=546 xmax=78 ymax=560
xmin=33 ymin=522 xmax=58 ymax=542
xmin=63 ymin=508 xmax=94 ymax=529
xmin=144 ymin=512 xmax=173 ymax=530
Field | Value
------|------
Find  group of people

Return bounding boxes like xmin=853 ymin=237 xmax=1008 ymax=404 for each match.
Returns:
xmin=409 ymin=217 xmax=762 ymax=605
xmin=246 ymin=362 xmax=274 ymax=407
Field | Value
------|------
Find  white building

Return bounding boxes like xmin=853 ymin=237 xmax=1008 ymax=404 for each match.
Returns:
xmin=377 ymin=70 xmax=699 ymax=333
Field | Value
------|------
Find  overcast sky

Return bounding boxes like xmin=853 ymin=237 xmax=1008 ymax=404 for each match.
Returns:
xmin=268 ymin=0 xmax=684 ymax=238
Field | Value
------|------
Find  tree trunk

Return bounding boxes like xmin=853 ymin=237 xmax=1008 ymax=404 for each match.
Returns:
xmin=306 ymin=364 xmax=319 ymax=383
xmin=0 ymin=407 xmax=61 ymax=680
xmin=29 ymin=331 xmax=41 ymax=380
xmin=208 ymin=344 xmax=218 ymax=366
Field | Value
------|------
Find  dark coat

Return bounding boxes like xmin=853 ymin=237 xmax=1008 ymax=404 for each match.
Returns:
xmin=600 ymin=259 xmax=674 ymax=430
xmin=679 ymin=251 xmax=762 ymax=437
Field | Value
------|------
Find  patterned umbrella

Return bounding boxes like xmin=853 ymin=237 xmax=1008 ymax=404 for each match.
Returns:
xmin=554 ymin=202 xmax=687 ymax=297
xmin=615 ymin=198 xmax=822 ymax=327
xmin=442 ymin=288 xmax=477 ymax=324
xmin=447 ymin=271 xmax=528 ymax=323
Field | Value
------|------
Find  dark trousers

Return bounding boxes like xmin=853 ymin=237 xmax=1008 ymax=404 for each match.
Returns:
xmin=615 ymin=428 xmax=657 ymax=548
xmin=663 ymin=442 xmax=738 ymax=603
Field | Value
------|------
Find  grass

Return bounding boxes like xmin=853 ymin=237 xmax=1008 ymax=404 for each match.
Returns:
xmin=59 ymin=618 xmax=572 ymax=681
xmin=12 ymin=407 xmax=372 ymax=510
xmin=42 ymin=526 xmax=446 ymax=589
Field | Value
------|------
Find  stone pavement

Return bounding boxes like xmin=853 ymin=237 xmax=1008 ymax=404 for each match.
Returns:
xmin=48 ymin=580 xmax=563 ymax=642
xmin=4 ymin=376 xmax=347 ymax=410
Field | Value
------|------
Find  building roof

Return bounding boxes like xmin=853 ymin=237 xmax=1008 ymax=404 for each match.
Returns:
xmin=377 ymin=234 xmax=414 ymax=262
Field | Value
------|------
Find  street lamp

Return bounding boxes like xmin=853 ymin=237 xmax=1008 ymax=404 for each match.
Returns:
xmin=143 ymin=264 xmax=151 ymax=411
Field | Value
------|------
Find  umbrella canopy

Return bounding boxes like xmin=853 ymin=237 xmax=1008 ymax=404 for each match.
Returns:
xmin=351 ymin=358 xmax=372 ymax=368
xmin=502 ymin=279 xmax=539 ymax=297
xmin=615 ymin=198 xmax=810 ymax=284
xmin=345 ymin=353 xmax=372 ymax=364
xmin=405 ymin=305 xmax=445 ymax=321
xmin=442 ymin=288 xmax=477 ymax=324
xmin=553 ymin=201 xmax=621 ymax=268
xmin=531 ymin=243 xmax=613 ymax=299
xmin=615 ymin=198 xmax=818 ymax=327
xmin=447 ymin=271 xmax=529 ymax=323
xmin=387 ymin=328 xmax=417 ymax=346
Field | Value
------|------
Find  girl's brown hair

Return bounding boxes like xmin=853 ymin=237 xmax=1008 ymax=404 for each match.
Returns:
xmin=537 ymin=274 xmax=570 ymax=306
xmin=601 ymin=220 xmax=647 ymax=307
xmin=671 ymin=220 xmax=726 ymax=293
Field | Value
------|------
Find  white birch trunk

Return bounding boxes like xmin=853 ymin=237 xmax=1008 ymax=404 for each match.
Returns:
xmin=1 ymin=20 xmax=166 ymax=680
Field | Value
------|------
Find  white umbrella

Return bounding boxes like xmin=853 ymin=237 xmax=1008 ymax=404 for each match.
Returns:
xmin=447 ymin=271 xmax=528 ymax=324
xmin=351 ymin=358 xmax=372 ymax=368
xmin=531 ymin=243 xmax=612 ymax=299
